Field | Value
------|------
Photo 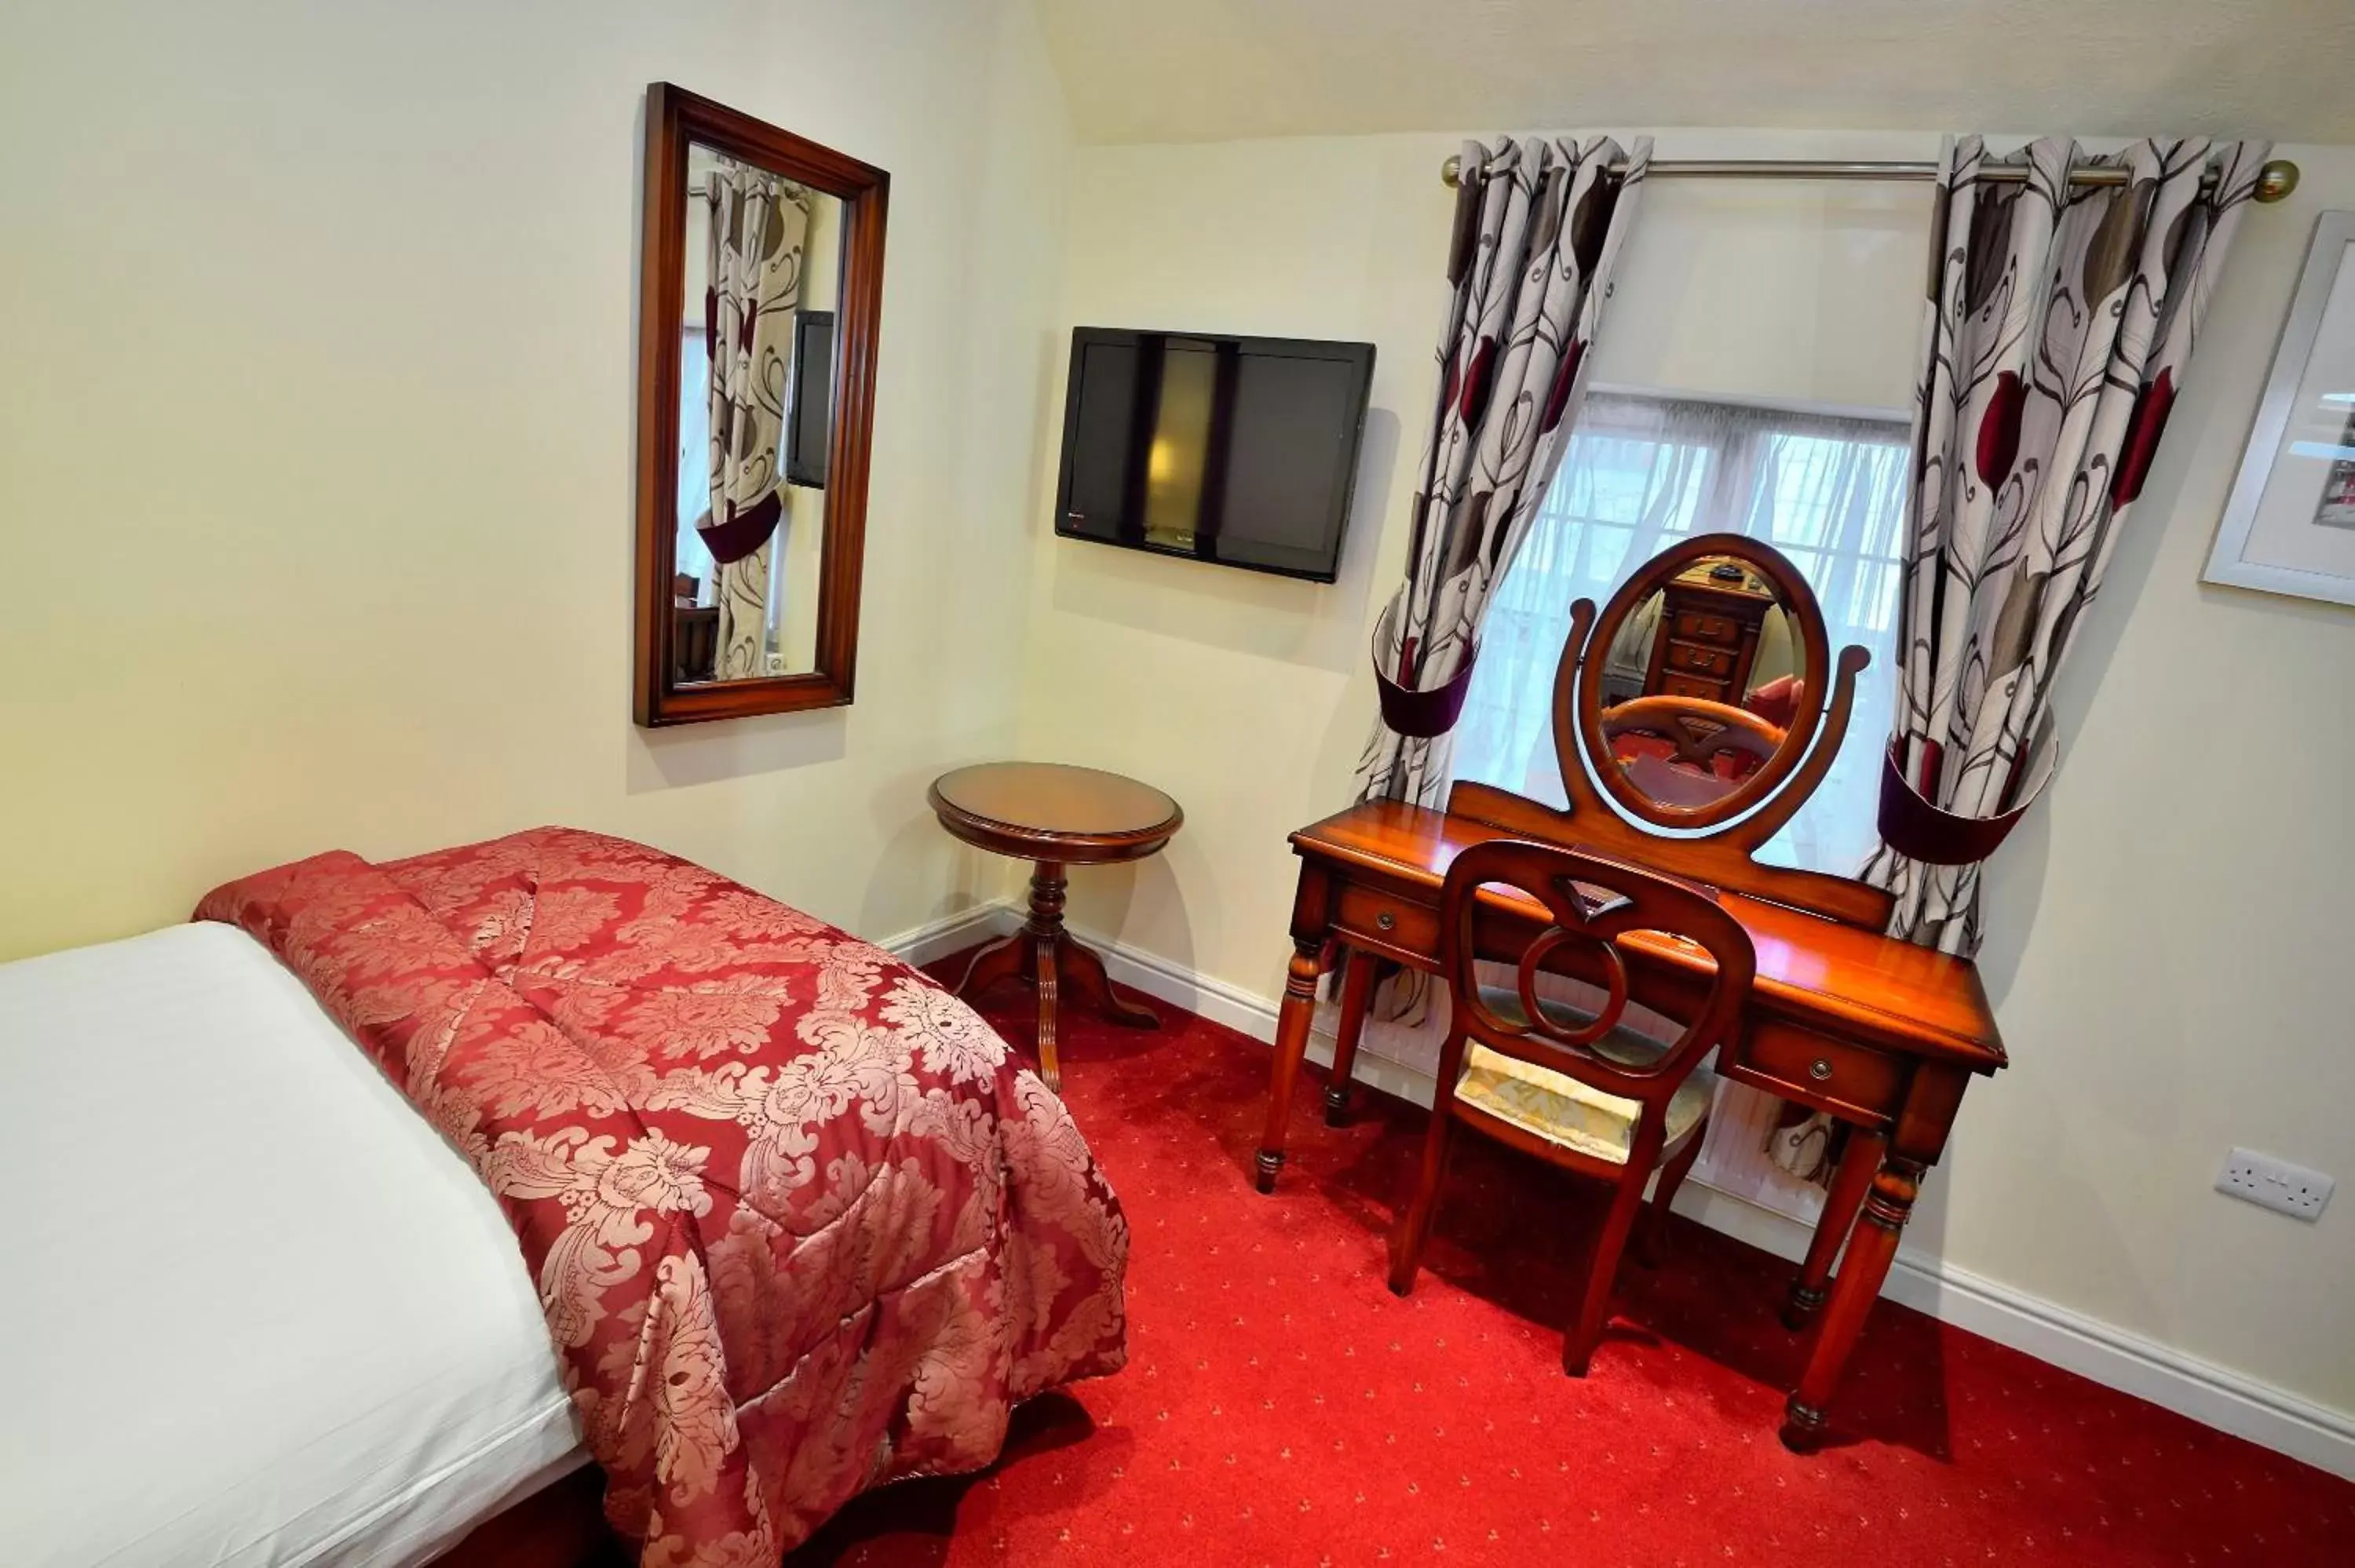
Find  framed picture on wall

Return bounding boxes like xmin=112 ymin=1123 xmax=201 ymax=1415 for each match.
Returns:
xmin=2205 ymin=211 xmax=2355 ymax=607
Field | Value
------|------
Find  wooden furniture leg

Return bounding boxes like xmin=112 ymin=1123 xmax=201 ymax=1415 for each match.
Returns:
xmin=1386 ymin=1102 xmax=1455 ymax=1294
xmin=1564 ymin=1166 xmax=1652 ymax=1377
xmin=1023 ymin=862 xmax=1068 ymax=1090
xmin=1636 ymin=1119 xmax=1708 ymax=1267
xmin=1783 ymin=1125 xmax=1884 ymax=1329
xmin=1031 ymin=933 xmax=1061 ymax=1090
xmin=1254 ymin=936 xmax=1324 ymax=1193
xmin=1781 ymin=1156 xmax=1922 ymax=1450
xmin=952 ymin=855 xmax=1165 ymax=1095
xmin=1322 ymin=948 xmax=1377 ymax=1126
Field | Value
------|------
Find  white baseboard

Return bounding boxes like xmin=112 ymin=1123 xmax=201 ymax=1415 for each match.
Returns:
xmin=877 ymin=900 xmax=1017 ymax=968
xmin=886 ymin=907 xmax=2355 ymax=1479
xmin=1877 ymin=1249 xmax=2355 ymax=1479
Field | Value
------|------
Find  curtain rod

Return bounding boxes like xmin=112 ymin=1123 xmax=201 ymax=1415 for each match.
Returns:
xmin=1438 ymin=154 xmax=2302 ymax=204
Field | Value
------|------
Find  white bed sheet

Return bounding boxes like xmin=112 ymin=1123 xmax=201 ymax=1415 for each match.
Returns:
xmin=0 ymin=922 xmax=587 ymax=1567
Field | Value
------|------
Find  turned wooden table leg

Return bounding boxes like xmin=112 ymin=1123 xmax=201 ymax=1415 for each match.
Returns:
xmin=1783 ymin=1126 xmax=1885 ymax=1330
xmin=954 ymin=853 xmax=1164 ymax=1094
xmin=1782 ymin=1155 xmax=1922 ymax=1451
xmin=1255 ymin=936 xmax=1324 ymax=1193
xmin=1024 ymin=861 xmax=1068 ymax=1092
xmin=1322 ymin=946 xmax=1376 ymax=1126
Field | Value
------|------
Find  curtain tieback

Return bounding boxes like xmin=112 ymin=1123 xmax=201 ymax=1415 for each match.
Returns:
xmin=698 ymin=488 xmax=783 ymax=565
xmin=1375 ymin=644 xmax=1481 ymax=738
xmin=1875 ymin=729 xmax=2057 ymax=866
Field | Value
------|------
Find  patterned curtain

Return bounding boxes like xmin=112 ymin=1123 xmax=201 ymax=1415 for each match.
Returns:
xmin=1860 ymin=136 xmax=2268 ymax=957
xmin=1355 ymin=135 xmax=1652 ymax=806
xmin=702 ymin=161 xmax=811 ymax=680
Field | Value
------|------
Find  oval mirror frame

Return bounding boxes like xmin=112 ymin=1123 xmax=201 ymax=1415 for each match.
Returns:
xmin=633 ymin=82 xmax=889 ymax=727
xmin=1572 ymin=532 xmax=1832 ymax=831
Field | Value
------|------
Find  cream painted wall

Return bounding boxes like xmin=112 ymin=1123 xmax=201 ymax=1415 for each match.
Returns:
xmin=0 ymin=0 xmax=1067 ymax=958
xmin=1017 ymin=129 xmax=2355 ymax=1415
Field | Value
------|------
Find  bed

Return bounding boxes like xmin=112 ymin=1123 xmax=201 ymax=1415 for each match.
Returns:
xmin=1 ymin=827 xmax=1129 ymax=1566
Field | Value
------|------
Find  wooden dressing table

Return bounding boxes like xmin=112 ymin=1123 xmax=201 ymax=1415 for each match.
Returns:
xmin=1254 ymin=534 xmax=2006 ymax=1449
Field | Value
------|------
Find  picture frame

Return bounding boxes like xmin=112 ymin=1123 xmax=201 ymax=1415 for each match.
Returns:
xmin=2204 ymin=211 xmax=2355 ymax=607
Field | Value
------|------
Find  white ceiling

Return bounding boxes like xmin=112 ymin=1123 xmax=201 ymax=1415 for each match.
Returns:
xmin=1035 ymin=0 xmax=2355 ymax=146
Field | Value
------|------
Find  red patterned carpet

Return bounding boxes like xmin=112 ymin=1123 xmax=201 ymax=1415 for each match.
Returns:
xmin=782 ymin=964 xmax=2355 ymax=1566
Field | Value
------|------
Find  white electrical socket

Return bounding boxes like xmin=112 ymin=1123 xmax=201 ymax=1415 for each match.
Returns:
xmin=2216 ymin=1147 xmax=2334 ymax=1221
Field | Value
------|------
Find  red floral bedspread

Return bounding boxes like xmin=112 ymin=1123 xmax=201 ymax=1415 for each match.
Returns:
xmin=196 ymin=827 xmax=1127 ymax=1565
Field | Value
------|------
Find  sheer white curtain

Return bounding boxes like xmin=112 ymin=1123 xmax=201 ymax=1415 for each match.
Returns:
xmin=1451 ymin=389 xmax=1911 ymax=875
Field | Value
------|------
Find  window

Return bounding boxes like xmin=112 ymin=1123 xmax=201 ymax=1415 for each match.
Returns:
xmin=1451 ymin=389 xmax=1910 ymax=876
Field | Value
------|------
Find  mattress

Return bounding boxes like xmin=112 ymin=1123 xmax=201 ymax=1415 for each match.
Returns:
xmin=0 ymin=922 xmax=587 ymax=1567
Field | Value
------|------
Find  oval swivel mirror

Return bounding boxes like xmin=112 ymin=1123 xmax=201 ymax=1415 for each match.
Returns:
xmin=1448 ymin=530 xmax=1881 ymax=926
xmin=1574 ymin=534 xmax=1834 ymax=830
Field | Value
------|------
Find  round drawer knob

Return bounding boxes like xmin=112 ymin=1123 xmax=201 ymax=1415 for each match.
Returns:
xmin=1376 ymin=910 xmax=1397 ymax=931
xmin=1809 ymin=1059 xmax=1833 ymax=1081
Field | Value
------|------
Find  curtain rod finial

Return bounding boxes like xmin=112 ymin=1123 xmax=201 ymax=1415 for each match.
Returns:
xmin=1441 ymin=153 xmax=1462 ymax=189
xmin=2256 ymin=159 xmax=2299 ymax=204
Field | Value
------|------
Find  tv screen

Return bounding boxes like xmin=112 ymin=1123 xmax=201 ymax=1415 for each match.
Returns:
xmin=1053 ymin=328 xmax=1375 ymax=582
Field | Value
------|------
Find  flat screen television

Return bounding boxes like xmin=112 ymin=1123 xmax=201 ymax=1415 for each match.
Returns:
xmin=1053 ymin=328 xmax=1376 ymax=582
xmin=783 ymin=308 xmax=834 ymax=490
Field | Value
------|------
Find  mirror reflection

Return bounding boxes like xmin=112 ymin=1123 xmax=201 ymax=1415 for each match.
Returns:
xmin=1597 ymin=553 xmax=1809 ymax=809
xmin=671 ymin=143 xmax=842 ymax=685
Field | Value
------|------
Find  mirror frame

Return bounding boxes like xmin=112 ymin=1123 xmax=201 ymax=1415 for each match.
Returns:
xmin=633 ymin=82 xmax=889 ymax=726
xmin=1441 ymin=529 xmax=1889 ymax=930
xmin=1574 ymin=532 xmax=1831 ymax=830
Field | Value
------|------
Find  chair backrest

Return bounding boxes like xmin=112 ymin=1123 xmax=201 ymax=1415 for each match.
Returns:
xmin=1437 ymin=837 xmax=1758 ymax=1111
xmin=1601 ymin=695 xmax=1787 ymax=772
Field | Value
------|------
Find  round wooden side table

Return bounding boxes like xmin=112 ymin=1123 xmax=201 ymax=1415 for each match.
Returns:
xmin=927 ymin=762 xmax=1183 ymax=1090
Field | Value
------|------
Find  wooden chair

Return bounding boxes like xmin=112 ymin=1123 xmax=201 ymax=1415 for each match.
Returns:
xmin=1386 ymin=837 xmax=1758 ymax=1376
xmin=1601 ymin=695 xmax=1788 ymax=807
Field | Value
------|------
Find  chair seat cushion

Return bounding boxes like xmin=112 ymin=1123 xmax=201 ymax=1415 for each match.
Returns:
xmin=1455 ymin=987 xmax=1714 ymax=1165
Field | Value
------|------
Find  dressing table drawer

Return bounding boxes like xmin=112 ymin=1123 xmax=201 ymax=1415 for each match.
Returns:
xmin=1334 ymin=884 xmax=1439 ymax=961
xmin=1674 ymin=608 xmax=1738 ymax=644
xmin=1667 ymin=639 xmax=1734 ymax=677
xmin=1736 ymin=1020 xmax=1908 ymax=1121
xmin=1660 ymin=672 xmax=1727 ymax=702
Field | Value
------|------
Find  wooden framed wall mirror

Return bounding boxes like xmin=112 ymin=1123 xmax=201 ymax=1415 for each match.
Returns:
xmin=633 ymin=82 xmax=889 ymax=726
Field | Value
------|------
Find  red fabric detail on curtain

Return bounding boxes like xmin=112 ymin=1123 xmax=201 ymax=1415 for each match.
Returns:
xmin=2111 ymin=369 xmax=2177 ymax=505
xmin=1975 ymin=371 xmax=2025 ymax=487
xmin=1540 ymin=340 xmax=1587 ymax=432
xmin=1914 ymin=737 xmax=1945 ymax=798
xmin=1460 ymin=337 xmax=1499 ymax=425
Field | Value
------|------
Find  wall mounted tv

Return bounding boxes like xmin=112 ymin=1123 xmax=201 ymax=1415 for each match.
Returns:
xmin=1053 ymin=328 xmax=1376 ymax=582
